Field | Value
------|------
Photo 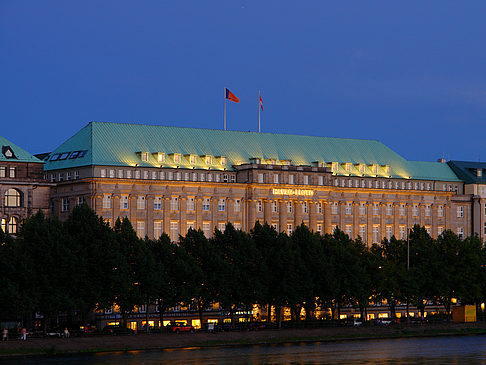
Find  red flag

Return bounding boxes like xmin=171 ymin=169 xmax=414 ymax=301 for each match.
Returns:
xmin=259 ymin=94 xmax=263 ymax=111
xmin=225 ymin=88 xmax=239 ymax=103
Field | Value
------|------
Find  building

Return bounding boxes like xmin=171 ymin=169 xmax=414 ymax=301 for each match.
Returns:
xmin=43 ymin=121 xmax=469 ymax=244
xmin=448 ymin=160 xmax=486 ymax=242
xmin=0 ymin=136 xmax=52 ymax=234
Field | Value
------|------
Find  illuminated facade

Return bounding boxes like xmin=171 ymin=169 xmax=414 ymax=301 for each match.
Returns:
xmin=0 ymin=136 xmax=51 ymax=234
xmin=43 ymin=122 xmax=471 ymax=243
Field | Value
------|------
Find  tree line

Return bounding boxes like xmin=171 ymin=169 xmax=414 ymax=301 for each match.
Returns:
xmin=1 ymin=204 xmax=485 ymax=330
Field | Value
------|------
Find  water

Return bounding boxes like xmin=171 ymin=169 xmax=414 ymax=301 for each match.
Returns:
xmin=3 ymin=335 xmax=486 ymax=364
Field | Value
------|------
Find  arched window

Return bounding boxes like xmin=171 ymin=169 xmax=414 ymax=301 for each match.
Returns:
xmin=4 ymin=188 xmax=22 ymax=207
xmin=7 ymin=217 xmax=18 ymax=234
xmin=0 ymin=218 xmax=6 ymax=232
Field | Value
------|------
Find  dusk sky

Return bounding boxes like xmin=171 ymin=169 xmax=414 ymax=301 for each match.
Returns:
xmin=1 ymin=1 xmax=485 ymax=162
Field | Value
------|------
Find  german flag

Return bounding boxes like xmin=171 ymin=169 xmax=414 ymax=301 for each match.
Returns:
xmin=225 ymin=88 xmax=239 ymax=103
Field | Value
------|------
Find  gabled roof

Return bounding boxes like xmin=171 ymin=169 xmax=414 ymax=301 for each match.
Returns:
xmin=44 ymin=121 xmax=461 ymax=182
xmin=448 ymin=160 xmax=486 ymax=184
xmin=0 ymin=135 xmax=42 ymax=163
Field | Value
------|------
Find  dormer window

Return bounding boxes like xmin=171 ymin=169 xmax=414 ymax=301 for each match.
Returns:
xmin=369 ymin=164 xmax=378 ymax=174
xmin=2 ymin=146 xmax=16 ymax=159
xmin=169 ymin=153 xmax=181 ymax=164
xmin=217 ymin=156 xmax=227 ymax=165
xmin=204 ymin=155 xmax=212 ymax=165
xmin=136 ymin=151 xmax=149 ymax=162
xmin=355 ymin=163 xmax=365 ymax=173
xmin=250 ymin=158 xmax=261 ymax=164
xmin=313 ymin=161 xmax=323 ymax=167
xmin=190 ymin=155 xmax=196 ymax=164
xmin=329 ymin=162 xmax=338 ymax=172
xmin=154 ymin=153 xmax=165 ymax=163
xmin=383 ymin=165 xmax=391 ymax=174
xmin=343 ymin=163 xmax=351 ymax=172
xmin=281 ymin=160 xmax=291 ymax=166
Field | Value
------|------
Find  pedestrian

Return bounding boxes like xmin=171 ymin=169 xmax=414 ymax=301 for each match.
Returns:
xmin=63 ymin=328 xmax=70 ymax=338
xmin=2 ymin=328 xmax=7 ymax=341
xmin=20 ymin=327 xmax=27 ymax=341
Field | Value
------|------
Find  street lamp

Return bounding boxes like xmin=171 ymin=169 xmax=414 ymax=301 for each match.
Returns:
xmin=406 ymin=228 xmax=410 ymax=325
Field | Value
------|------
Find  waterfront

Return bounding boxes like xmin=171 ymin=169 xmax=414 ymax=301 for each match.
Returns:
xmin=3 ymin=335 xmax=486 ymax=364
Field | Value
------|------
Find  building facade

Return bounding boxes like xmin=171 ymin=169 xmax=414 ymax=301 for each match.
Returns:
xmin=0 ymin=136 xmax=51 ymax=234
xmin=43 ymin=122 xmax=470 ymax=243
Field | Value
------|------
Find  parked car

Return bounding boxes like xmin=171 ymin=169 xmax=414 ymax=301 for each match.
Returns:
xmin=377 ymin=319 xmax=392 ymax=326
xmin=165 ymin=322 xmax=195 ymax=333
xmin=102 ymin=325 xmax=135 ymax=335
xmin=353 ymin=319 xmax=363 ymax=327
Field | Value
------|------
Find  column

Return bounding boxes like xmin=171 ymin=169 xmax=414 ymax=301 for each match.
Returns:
xmin=324 ymin=201 xmax=332 ymax=234
xmin=353 ymin=201 xmax=359 ymax=239
xmin=366 ymin=202 xmax=373 ymax=245
xmin=279 ymin=199 xmax=287 ymax=233
xmin=129 ymin=194 xmax=137 ymax=224
xmin=393 ymin=203 xmax=399 ymax=238
xmin=163 ymin=196 xmax=170 ymax=234
xmin=180 ymin=196 xmax=187 ymax=237
xmin=264 ymin=200 xmax=272 ymax=225
xmin=146 ymin=194 xmax=154 ymax=238
xmin=195 ymin=197 xmax=203 ymax=230
xmin=112 ymin=195 xmax=120 ymax=225
xmin=309 ymin=201 xmax=317 ymax=232
xmin=294 ymin=199 xmax=302 ymax=228
xmin=248 ymin=199 xmax=256 ymax=231
xmin=431 ymin=203 xmax=437 ymax=238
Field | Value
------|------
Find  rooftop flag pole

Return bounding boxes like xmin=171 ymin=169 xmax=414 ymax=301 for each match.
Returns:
xmin=224 ymin=87 xmax=227 ymax=131
xmin=224 ymin=88 xmax=240 ymax=131
xmin=258 ymin=91 xmax=263 ymax=133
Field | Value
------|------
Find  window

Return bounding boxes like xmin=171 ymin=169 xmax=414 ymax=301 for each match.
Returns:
xmin=190 ymin=155 xmax=196 ymax=164
xmin=205 ymin=155 xmax=212 ymax=165
xmin=373 ymin=203 xmax=379 ymax=216
xmin=331 ymin=202 xmax=338 ymax=214
xmin=215 ymin=174 xmax=220 ymax=182
xmin=75 ymin=170 xmax=80 ymax=179
xmin=386 ymin=203 xmax=393 ymax=216
xmin=359 ymin=225 xmax=366 ymax=243
xmin=258 ymin=173 xmax=264 ymax=183
xmin=207 ymin=173 xmax=212 ymax=182
xmin=9 ymin=167 xmax=15 ymax=178
xmin=137 ymin=196 xmax=145 ymax=210
xmin=170 ymin=197 xmax=179 ymax=211
xmin=412 ymin=204 xmax=419 ymax=217
xmin=438 ymin=226 xmax=444 ymax=236
xmin=345 ymin=202 xmax=352 ymax=215
xmin=154 ymin=221 xmax=162 ymax=239
xmin=287 ymin=223 xmax=293 ymax=235
xmin=218 ymin=199 xmax=226 ymax=211
xmin=67 ymin=171 xmax=72 ymax=180
xmin=272 ymin=201 xmax=278 ymax=213
xmin=457 ymin=206 xmax=464 ymax=218
xmin=137 ymin=221 xmax=145 ymax=238
xmin=399 ymin=204 xmax=406 ymax=216
xmin=170 ymin=222 xmax=179 ymax=242
xmin=109 ymin=169 xmax=115 ymax=178
xmin=234 ymin=223 xmax=241 ymax=230
xmin=4 ymin=188 xmax=21 ymax=207
xmin=234 ymin=199 xmax=241 ymax=212
xmin=187 ymin=221 xmax=195 ymax=232
xmin=0 ymin=167 xmax=5 ymax=178
xmin=7 ymin=217 xmax=18 ymax=234
xmin=62 ymin=198 xmax=70 ymax=212
xmin=203 ymin=198 xmax=211 ymax=211
xmin=399 ymin=226 xmax=406 ymax=240
xmin=218 ymin=223 xmax=226 ymax=232
xmin=100 ymin=169 xmax=106 ymax=178
xmin=126 ymin=170 xmax=132 ymax=179
xmin=174 ymin=154 xmax=181 ymax=164
xmin=289 ymin=175 xmax=294 ymax=185
xmin=425 ymin=205 xmax=431 ymax=217
xmin=152 ymin=171 xmax=157 ymax=179
xmin=386 ymin=226 xmax=392 ymax=239
xmin=221 ymin=156 xmax=227 ymax=165
xmin=457 ymin=227 xmax=464 ymax=239
xmin=373 ymin=225 xmax=380 ymax=243
xmin=192 ymin=173 xmax=197 ymax=181
xmin=157 ymin=153 xmax=165 ymax=163
xmin=273 ymin=174 xmax=280 ymax=184
xmin=135 ymin=170 xmax=140 ymax=179
xmin=317 ymin=224 xmax=322 ymax=234
xmin=120 ymin=195 xmax=129 ymax=210
xmin=359 ymin=202 xmax=366 ymax=215
xmin=317 ymin=202 xmax=322 ymax=214
xmin=203 ymin=222 xmax=211 ymax=238
xmin=230 ymin=175 xmax=236 ymax=183
xmin=103 ymin=195 xmax=111 ymax=209
xmin=301 ymin=201 xmax=308 ymax=213
xmin=154 ymin=197 xmax=162 ymax=210
xmin=141 ymin=152 xmax=148 ymax=162
xmin=59 ymin=172 xmax=64 ymax=182
xmin=425 ymin=226 xmax=431 ymax=235
xmin=257 ymin=200 xmax=263 ymax=212
xmin=77 ymin=196 xmax=84 ymax=206
xmin=223 ymin=174 xmax=228 ymax=183
xmin=345 ymin=225 xmax=352 ymax=238
xmin=303 ymin=175 xmax=309 ymax=185
xmin=318 ymin=176 xmax=324 ymax=185
xmin=287 ymin=201 xmax=293 ymax=213
xmin=187 ymin=197 xmax=195 ymax=211
xmin=0 ymin=218 xmax=5 ymax=233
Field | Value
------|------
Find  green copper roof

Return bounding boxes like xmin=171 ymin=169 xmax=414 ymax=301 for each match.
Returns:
xmin=44 ymin=121 xmax=461 ymax=182
xmin=448 ymin=160 xmax=486 ymax=184
xmin=0 ymin=135 xmax=42 ymax=163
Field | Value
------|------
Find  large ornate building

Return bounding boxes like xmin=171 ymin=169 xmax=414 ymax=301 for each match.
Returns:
xmin=0 ymin=136 xmax=51 ymax=234
xmin=42 ymin=122 xmax=470 ymax=244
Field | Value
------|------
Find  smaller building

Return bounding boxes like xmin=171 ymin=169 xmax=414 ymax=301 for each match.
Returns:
xmin=0 ymin=136 xmax=52 ymax=234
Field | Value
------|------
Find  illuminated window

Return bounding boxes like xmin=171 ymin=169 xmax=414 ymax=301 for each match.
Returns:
xmin=372 ymin=225 xmax=380 ymax=243
xmin=9 ymin=167 xmax=16 ymax=178
xmin=135 ymin=170 xmax=140 ymax=179
xmin=289 ymin=175 xmax=294 ymax=184
xmin=103 ymin=195 xmax=111 ymax=209
xmin=137 ymin=196 xmax=145 ymax=210
xmin=7 ymin=217 xmax=18 ymax=234
xmin=141 ymin=152 xmax=148 ymax=162
xmin=359 ymin=225 xmax=366 ymax=243
xmin=154 ymin=221 xmax=162 ymax=239
xmin=218 ymin=199 xmax=226 ymax=211
xmin=190 ymin=155 xmax=196 ymax=164
xmin=187 ymin=197 xmax=195 ymax=211
xmin=203 ymin=198 xmax=210 ymax=211
xmin=221 ymin=156 xmax=226 ymax=165
xmin=170 ymin=221 xmax=178 ymax=242
xmin=399 ymin=226 xmax=406 ymax=240
xmin=170 ymin=197 xmax=179 ymax=211
xmin=273 ymin=174 xmax=280 ymax=184
xmin=331 ymin=202 xmax=338 ymax=214
xmin=174 ymin=154 xmax=181 ymax=164
xmin=386 ymin=203 xmax=393 ymax=216
xmin=399 ymin=204 xmax=406 ymax=216
xmin=412 ymin=204 xmax=418 ymax=217
xmin=137 ymin=221 xmax=145 ymax=238
xmin=373 ymin=203 xmax=379 ymax=215
xmin=143 ymin=171 xmax=148 ymax=179
xmin=318 ymin=176 xmax=324 ymax=185
xmin=205 ymin=155 xmax=212 ymax=165
xmin=425 ymin=226 xmax=431 ymax=235
xmin=345 ymin=202 xmax=352 ymax=215
xmin=203 ymin=222 xmax=211 ymax=238
xmin=386 ymin=225 xmax=392 ymax=239
xmin=154 ymin=197 xmax=162 ymax=210
xmin=234 ymin=199 xmax=241 ymax=212
xmin=438 ymin=226 xmax=444 ymax=236
xmin=457 ymin=227 xmax=464 ymax=239
xmin=287 ymin=223 xmax=293 ymax=235
xmin=126 ymin=170 xmax=132 ymax=179
xmin=317 ymin=202 xmax=322 ymax=214
xmin=425 ymin=205 xmax=431 ymax=217
xmin=303 ymin=175 xmax=309 ymax=185
xmin=302 ymin=202 xmax=308 ymax=213
xmin=4 ymin=188 xmax=21 ymax=207
xmin=0 ymin=218 xmax=5 ymax=232
xmin=345 ymin=225 xmax=352 ymax=238
xmin=218 ymin=223 xmax=226 ymax=232
xmin=157 ymin=153 xmax=165 ymax=163
xmin=258 ymin=173 xmax=265 ymax=183
xmin=120 ymin=195 xmax=129 ymax=210
xmin=457 ymin=206 xmax=464 ymax=218
xmin=234 ymin=222 xmax=241 ymax=230
xmin=100 ymin=169 xmax=106 ymax=178
xmin=109 ymin=169 xmax=115 ymax=178
xmin=187 ymin=221 xmax=195 ymax=232
xmin=0 ymin=167 xmax=5 ymax=178
xmin=317 ymin=224 xmax=322 ymax=234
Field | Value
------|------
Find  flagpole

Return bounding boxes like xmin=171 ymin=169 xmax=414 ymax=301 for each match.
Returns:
xmin=258 ymin=90 xmax=261 ymax=133
xmin=224 ymin=88 xmax=227 ymax=131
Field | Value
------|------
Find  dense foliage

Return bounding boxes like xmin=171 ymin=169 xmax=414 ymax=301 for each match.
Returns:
xmin=1 ymin=205 xmax=485 ymax=329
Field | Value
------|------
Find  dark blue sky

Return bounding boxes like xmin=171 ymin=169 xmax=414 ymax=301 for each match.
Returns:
xmin=1 ymin=1 xmax=485 ymax=162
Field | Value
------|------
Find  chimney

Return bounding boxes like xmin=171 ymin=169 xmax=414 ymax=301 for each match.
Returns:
xmin=437 ymin=158 xmax=446 ymax=163
xmin=477 ymin=168 xmax=482 ymax=178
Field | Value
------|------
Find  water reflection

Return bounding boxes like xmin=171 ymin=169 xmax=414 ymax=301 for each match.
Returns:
xmin=3 ymin=335 xmax=486 ymax=364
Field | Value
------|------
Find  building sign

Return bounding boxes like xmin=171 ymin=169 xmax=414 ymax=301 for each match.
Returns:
xmin=272 ymin=188 xmax=314 ymax=196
